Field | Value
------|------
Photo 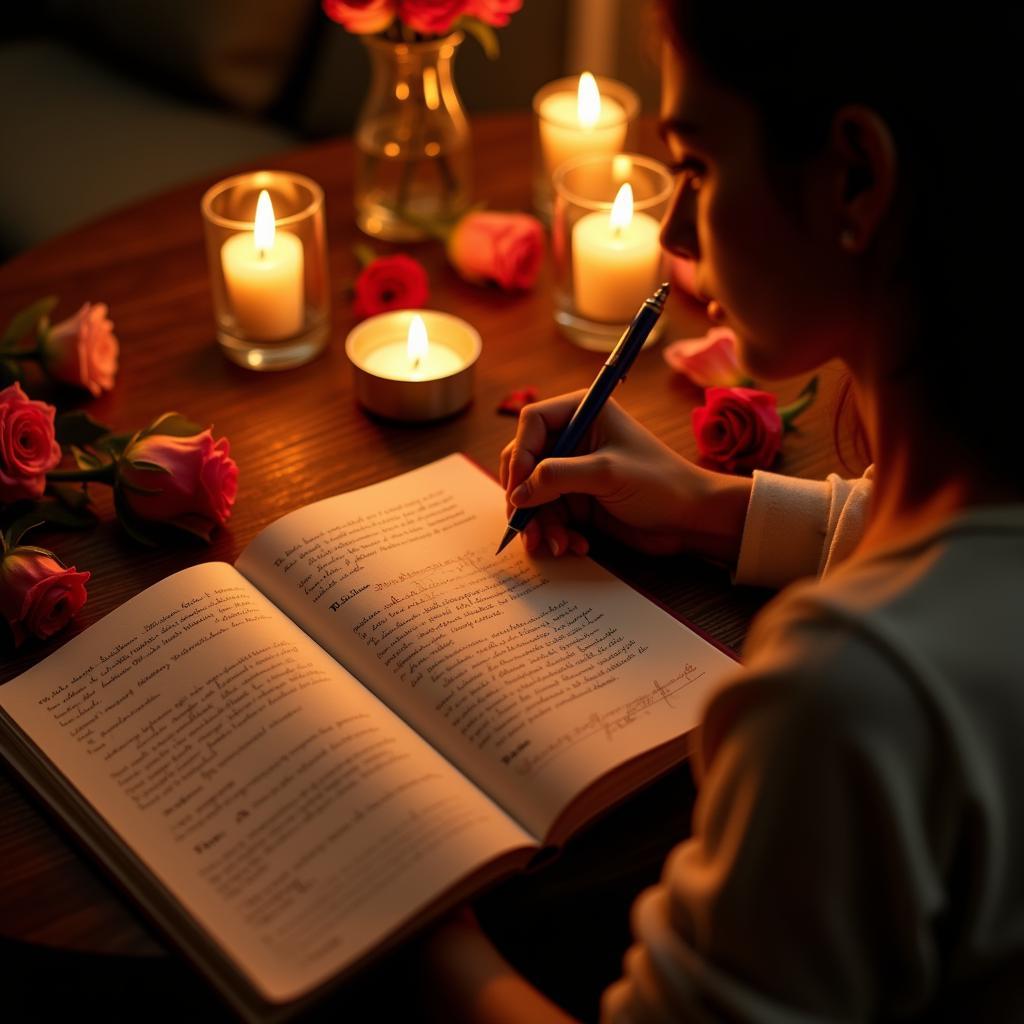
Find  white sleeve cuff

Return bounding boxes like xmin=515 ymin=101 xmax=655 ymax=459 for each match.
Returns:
xmin=734 ymin=471 xmax=833 ymax=589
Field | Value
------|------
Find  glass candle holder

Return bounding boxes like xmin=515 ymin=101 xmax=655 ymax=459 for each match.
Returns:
xmin=552 ymin=153 xmax=674 ymax=352
xmin=532 ymin=75 xmax=640 ymax=223
xmin=201 ymin=170 xmax=330 ymax=371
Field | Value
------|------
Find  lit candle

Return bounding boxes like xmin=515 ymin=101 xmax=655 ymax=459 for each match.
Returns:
xmin=345 ymin=309 xmax=481 ymax=421
xmin=221 ymin=190 xmax=304 ymax=340
xmin=572 ymin=183 xmax=662 ymax=322
xmin=360 ymin=314 xmax=464 ymax=380
xmin=537 ymin=72 xmax=628 ymax=176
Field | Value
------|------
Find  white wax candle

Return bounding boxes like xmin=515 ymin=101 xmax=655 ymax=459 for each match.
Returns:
xmin=361 ymin=340 xmax=464 ymax=380
xmin=573 ymin=184 xmax=662 ymax=322
xmin=538 ymin=74 xmax=627 ymax=175
xmin=221 ymin=190 xmax=304 ymax=341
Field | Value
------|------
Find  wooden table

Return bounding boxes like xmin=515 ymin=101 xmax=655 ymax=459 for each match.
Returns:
xmin=0 ymin=113 xmax=851 ymax=1009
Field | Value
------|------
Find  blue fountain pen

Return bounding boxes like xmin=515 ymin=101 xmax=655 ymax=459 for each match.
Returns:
xmin=495 ymin=281 xmax=670 ymax=556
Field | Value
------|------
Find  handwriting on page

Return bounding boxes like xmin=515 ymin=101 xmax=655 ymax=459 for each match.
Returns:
xmin=270 ymin=488 xmax=475 ymax=607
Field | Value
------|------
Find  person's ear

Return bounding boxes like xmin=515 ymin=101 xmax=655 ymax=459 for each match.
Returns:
xmin=830 ymin=105 xmax=897 ymax=253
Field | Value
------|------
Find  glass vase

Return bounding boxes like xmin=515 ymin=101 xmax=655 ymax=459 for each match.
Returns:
xmin=354 ymin=32 xmax=473 ymax=241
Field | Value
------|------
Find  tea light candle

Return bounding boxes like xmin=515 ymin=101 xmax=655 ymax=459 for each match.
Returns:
xmin=221 ymin=190 xmax=304 ymax=340
xmin=537 ymin=72 xmax=627 ymax=176
xmin=573 ymin=183 xmax=662 ymax=322
xmin=345 ymin=309 xmax=481 ymax=421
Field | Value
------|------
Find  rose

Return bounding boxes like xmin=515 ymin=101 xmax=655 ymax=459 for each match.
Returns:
xmin=353 ymin=254 xmax=430 ymax=318
xmin=398 ymin=0 xmax=467 ymax=34
xmin=663 ymin=327 xmax=743 ymax=388
xmin=322 ymin=0 xmax=396 ymax=33
xmin=447 ymin=211 xmax=544 ymax=291
xmin=0 ymin=547 xmax=89 ymax=646
xmin=41 ymin=302 xmax=119 ymax=396
xmin=692 ymin=386 xmax=783 ymax=473
xmin=0 ymin=383 xmax=61 ymax=503
xmin=465 ymin=0 xmax=521 ymax=26
xmin=118 ymin=427 xmax=238 ymax=540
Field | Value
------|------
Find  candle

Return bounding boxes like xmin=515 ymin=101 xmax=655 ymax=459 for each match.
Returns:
xmin=572 ymin=183 xmax=662 ymax=322
xmin=360 ymin=315 xmax=464 ymax=380
xmin=221 ymin=190 xmax=304 ymax=340
xmin=345 ymin=309 xmax=481 ymax=421
xmin=537 ymin=72 xmax=628 ymax=176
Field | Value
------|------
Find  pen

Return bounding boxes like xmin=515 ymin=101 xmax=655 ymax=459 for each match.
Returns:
xmin=495 ymin=281 xmax=670 ymax=556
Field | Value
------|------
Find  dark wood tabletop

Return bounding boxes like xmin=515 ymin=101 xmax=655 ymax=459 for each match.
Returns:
xmin=0 ymin=113 xmax=854 ymax=977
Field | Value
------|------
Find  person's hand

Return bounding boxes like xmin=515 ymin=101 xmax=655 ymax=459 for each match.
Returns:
xmin=499 ymin=392 xmax=752 ymax=565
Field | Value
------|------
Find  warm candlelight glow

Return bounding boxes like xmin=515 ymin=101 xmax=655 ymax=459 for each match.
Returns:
xmin=577 ymin=72 xmax=601 ymax=128
xmin=254 ymin=190 xmax=275 ymax=252
xmin=610 ymin=183 xmax=634 ymax=232
xmin=407 ymin=314 xmax=429 ymax=368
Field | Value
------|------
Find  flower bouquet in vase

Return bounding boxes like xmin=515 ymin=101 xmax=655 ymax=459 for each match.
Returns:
xmin=323 ymin=0 xmax=523 ymax=241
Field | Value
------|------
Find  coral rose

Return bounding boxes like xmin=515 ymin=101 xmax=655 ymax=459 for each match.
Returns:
xmin=353 ymin=254 xmax=430 ymax=318
xmin=447 ymin=211 xmax=544 ymax=291
xmin=692 ymin=386 xmax=783 ymax=473
xmin=465 ymin=0 xmax=522 ymax=26
xmin=322 ymin=0 xmax=396 ymax=33
xmin=118 ymin=428 xmax=238 ymax=540
xmin=0 ymin=383 xmax=61 ymax=503
xmin=398 ymin=0 xmax=467 ymax=35
xmin=0 ymin=547 xmax=89 ymax=646
xmin=663 ymin=327 xmax=743 ymax=388
xmin=42 ymin=302 xmax=119 ymax=396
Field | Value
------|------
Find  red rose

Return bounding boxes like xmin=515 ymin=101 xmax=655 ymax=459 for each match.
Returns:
xmin=398 ymin=0 xmax=468 ymax=35
xmin=692 ymin=386 xmax=783 ymax=473
xmin=0 ymin=547 xmax=89 ymax=646
xmin=464 ymin=0 xmax=521 ymax=26
xmin=322 ymin=0 xmax=396 ymax=33
xmin=42 ymin=301 xmax=119 ymax=396
xmin=353 ymin=254 xmax=430 ymax=318
xmin=0 ymin=382 xmax=62 ymax=503
xmin=118 ymin=428 xmax=238 ymax=540
xmin=447 ymin=211 xmax=544 ymax=291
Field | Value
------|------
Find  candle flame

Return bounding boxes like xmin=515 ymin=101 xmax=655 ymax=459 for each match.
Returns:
xmin=577 ymin=71 xmax=601 ymax=129
xmin=610 ymin=182 xmax=634 ymax=233
xmin=254 ymin=189 xmax=276 ymax=252
xmin=407 ymin=314 xmax=428 ymax=369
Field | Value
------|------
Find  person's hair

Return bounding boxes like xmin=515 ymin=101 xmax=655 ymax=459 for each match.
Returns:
xmin=659 ymin=1 xmax=1023 ymax=488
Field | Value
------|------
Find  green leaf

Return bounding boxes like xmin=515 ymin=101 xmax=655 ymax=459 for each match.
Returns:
xmin=96 ymin=432 xmax=134 ymax=457
xmin=459 ymin=16 xmax=500 ymax=59
xmin=47 ymin=482 xmax=92 ymax=511
xmin=55 ymin=410 xmax=113 ymax=448
xmin=0 ymin=359 xmax=21 ymax=388
xmin=779 ymin=376 xmax=819 ymax=431
xmin=1 ymin=296 xmax=58 ymax=349
xmin=139 ymin=412 xmax=203 ymax=440
xmin=71 ymin=445 xmax=104 ymax=472
xmin=352 ymin=242 xmax=376 ymax=270
xmin=4 ymin=519 xmax=43 ymax=550
xmin=124 ymin=459 xmax=171 ymax=475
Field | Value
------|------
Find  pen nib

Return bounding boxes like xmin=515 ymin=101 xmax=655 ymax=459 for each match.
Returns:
xmin=495 ymin=526 xmax=518 ymax=556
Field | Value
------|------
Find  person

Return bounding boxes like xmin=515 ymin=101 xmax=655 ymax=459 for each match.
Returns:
xmin=416 ymin=1 xmax=1024 ymax=1020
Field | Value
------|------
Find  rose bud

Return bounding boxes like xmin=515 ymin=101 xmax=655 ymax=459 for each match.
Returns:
xmin=353 ymin=254 xmax=430 ymax=318
xmin=398 ymin=0 xmax=468 ymax=35
xmin=0 ymin=547 xmax=89 ymax=647
xmin=0 ymin=382 xmax=62 ymax=503
xmin=322 ymin=0 xmax=397 ymax=34
xmin=118 ymin=429 xmax=239 ymax=540
xmin=41 ymin=302 xmax=119 ymax=396
xmin=663 ymin=327 xmax=743 ymax=388
xmin=692 ymin=386 xmax=783 ymax=473
xmin=447 ymin=210 xmax=544 ymax=291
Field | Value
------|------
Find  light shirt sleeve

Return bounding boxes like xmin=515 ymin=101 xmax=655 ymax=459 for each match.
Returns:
xmin=601 ymin=604 xmax=943 ymax=1024
xmin=733 ymin=469 xmax=874 ymax=589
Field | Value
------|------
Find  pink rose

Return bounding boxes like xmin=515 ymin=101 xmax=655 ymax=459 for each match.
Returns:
xmin=42 ymin=302 xmax=119 ymax=396
xmin=322 ymin=0 xmax=397 ymax=33
xmin=663 ymin=327 xmax=743 ymax=388
xmin=464 ymin=0 xmax=521 ymax=26
xmin=692 ymin=386 xmax=783 ymax=473
xmin=0 ymin=382 xmax=61 ymax=503
xmin=447 ymin=211 xmax=544 ymax=291
xmin=398 ymin=0 xmax=468 ymax=35
xmin=353 ymin=254 xmax=430 ymax=318
xmin=118 ymin=429 xmax=238 ymax=539
xmin=0 ymin=547 xmax=89 ymax=646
